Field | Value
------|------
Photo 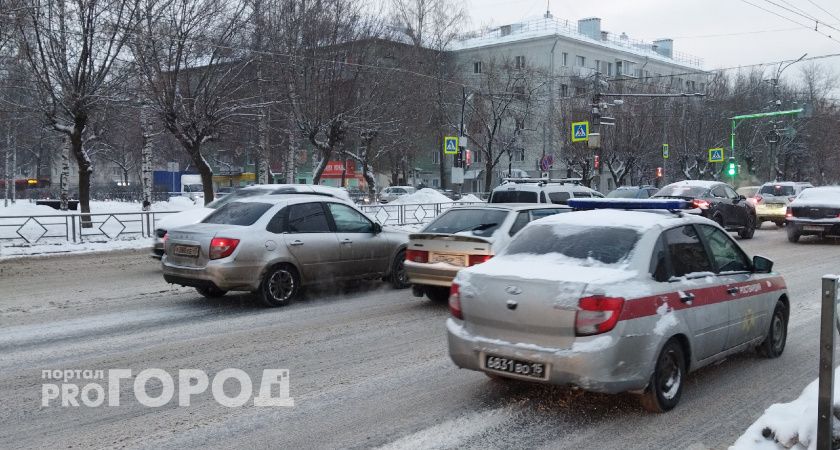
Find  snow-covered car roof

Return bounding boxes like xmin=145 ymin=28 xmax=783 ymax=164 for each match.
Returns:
xmin=533 ymin=208 xmax=710 ymax=231
xmin=663 ymin=180 xmax=724 ymax=189
xmin=759 ymin=181 xmax=812 ymax=186
xmin=240 ymin=184 xmax=352 ymax=201
xmin=447 ymin=203 xmax=571 ymax=212
xmin=791 ymin=186 xmax=840 ymax=203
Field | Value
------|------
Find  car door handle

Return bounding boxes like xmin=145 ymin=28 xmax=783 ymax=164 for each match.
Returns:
xmin=727 ymin=287 xmax=739 ymax=295
xmin=341 ymin=239 xmax=353 ymax=245
xmin=290 ymin=240 xmax=304 ymax=246
xmin=679 ymin=292 xmax=695 ymax=303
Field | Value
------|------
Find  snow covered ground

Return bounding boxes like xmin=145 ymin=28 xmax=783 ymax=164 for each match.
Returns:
xmin=731 ymin=367 xmax=840 ymax=450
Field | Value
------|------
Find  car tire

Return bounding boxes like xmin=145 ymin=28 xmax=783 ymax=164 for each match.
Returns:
xmin=256 ymin=264 xmax=300 ymax=307
xmin=787 ymin=227 xmax=801 ymax=243
xmin=758 ymin=301 xmax=788 ymax=358
xmin=738 ymin=214 xmax=756 ymax=239
xmin=775 ymin=221 xmax=785 ymax=228
xmin=426 ymin=286 xmax=450 ymax=303
xmin=196 ymin=285 xmax=227 ymax=298
xmin=389 ymin=250 xmax=410 ymax=289
xmin=713 ymin=213 xmax=725 ymax=228
xmin=639 ymin=339 xmax=685 ymax=413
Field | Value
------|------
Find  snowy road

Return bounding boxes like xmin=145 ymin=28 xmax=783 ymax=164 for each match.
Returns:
xmin=0 ymin=227 xmax=837 ymax=449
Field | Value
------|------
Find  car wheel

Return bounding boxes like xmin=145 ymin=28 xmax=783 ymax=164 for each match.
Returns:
xmin=787 ymin=227 xmax=801 ymax=243
xmin=758 ymin=301 xmax=788 ymax=358
xmin=389 ymin=250 xmax=410 ymax=289
xmin=426 ymin=286 xmax=450 ymax=303
xmin=713 ymin=213 xmax=725 ymax=228
xmin=639 ymin=339 xmax=685 ymax=413
xmin=196 ymin=285 xmax=227 ymax=298
xmin=738 ymin=214 xmax=756 ymax=239
xmin=775 ymin=221 xmax=785 ymax=228
xmin=256 ymin=264 xmax=300 ymax=307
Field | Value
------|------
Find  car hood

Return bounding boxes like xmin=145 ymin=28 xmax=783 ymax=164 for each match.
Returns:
xmin=155 ymin=207 xmax=215 ymax=231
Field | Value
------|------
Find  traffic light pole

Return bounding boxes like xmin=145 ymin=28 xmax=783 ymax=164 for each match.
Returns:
xmin=729 ymin=108 xmax=802 ymax=179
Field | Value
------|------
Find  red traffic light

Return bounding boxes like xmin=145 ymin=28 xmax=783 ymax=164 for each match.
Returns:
xmin=656 ymin=167 xmax=663 ymax=178
xmin=594 ymin=155 xmax=600 ymax=169
xmin=465 ymin=149 xmax=472 ymax=166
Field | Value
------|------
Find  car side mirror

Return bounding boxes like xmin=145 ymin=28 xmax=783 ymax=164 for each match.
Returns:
xmin=372 ymin=222 xmax=382 ymax=234
xmin=753 ymin=255 xmax=773 ymax=273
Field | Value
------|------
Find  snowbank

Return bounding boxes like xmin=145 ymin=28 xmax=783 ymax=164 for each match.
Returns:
xmin=0 ymin=198 xmax=198 ymax=216
xmin=0 ymin=238 xmax=153 ymax=259
xmin=389 ymin=188 xmax=453 ymax=205
xmin=457 ymin=194 xmax=484 ymax=203
xmin=731 ymin=369 xmax=840 ymax=450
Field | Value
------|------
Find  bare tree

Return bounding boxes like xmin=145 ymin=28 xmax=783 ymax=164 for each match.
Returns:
xmin=132 ymin=0 xmax=254 ymax=204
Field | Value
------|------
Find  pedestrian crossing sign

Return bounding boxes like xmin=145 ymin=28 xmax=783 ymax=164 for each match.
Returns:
xmin=571 ymin=121 xmax=589 ymax=142
xmin=444 ymin=136 xmax=459 ymax=155
xmin=708 ymin=147 xmax=724 ymax=163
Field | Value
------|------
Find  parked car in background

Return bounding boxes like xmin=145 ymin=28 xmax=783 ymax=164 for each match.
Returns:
xmin=785 ymin=186 xmax=840 ymax=243
xmin=653 ymin=180 xmax=756 ymax=239
xmin=162 ymin=195 xmax=409 ymax=306
xmin=447 ymin=203 xmax=788 ymax=412
xmin=754 ymin=181 xmax=814 ymax=227
xmin=607 ymin=186 xmax=659 ymax=199
xmin=152 ymin=184 xmax=352 ymax=258
xmin=435 ymin=189 xmax=462 ymax=201
xmin=216 ymin=187 xmax=235 ymax=198
xmin=405 ymin=204 xmax=570 ymax=302
xmin=488 ymin=178 xmax=603 ymax=204
xmin=346 ymin=187 xmax=373 ymax=204
xmin=379 ymin=186 xmax=416 ymax=203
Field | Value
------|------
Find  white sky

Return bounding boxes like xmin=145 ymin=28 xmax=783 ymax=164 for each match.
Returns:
xmin=467 ymin=0 xmax=840 ymax=82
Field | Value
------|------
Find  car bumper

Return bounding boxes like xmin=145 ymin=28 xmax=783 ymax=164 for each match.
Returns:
xmin=405 ymin=260 xmax=460 ymax=287
xmin=161 ymin=257 xmax=262 ymax=291
xmin=755 ymin=205 xmax=787 ymax=220
xmin=446 ymin=319 xmax=651 ymax=394
xmin=787 ymin=219 xmax=840 ymax=236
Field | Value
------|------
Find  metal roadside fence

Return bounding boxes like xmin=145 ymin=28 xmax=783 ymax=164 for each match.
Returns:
xmin=359 ymin=202 xmax=484 ymax=226
xmin=818 ymin=275 xmax=840 ymax=450
xmin=0 ymin=211 xmax=181 ymax=245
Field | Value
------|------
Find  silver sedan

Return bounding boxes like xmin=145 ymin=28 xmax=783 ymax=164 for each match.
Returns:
xmin=162 ymin=195 xmax=409 ymax=306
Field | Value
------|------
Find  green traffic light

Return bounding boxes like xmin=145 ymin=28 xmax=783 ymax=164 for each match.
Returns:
xmin=727 ymin=162 xmax=737 ymax=176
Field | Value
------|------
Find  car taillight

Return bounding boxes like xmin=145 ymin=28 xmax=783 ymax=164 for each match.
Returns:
xmin=692 ymin=199 xmax=710 ymax=209
xmin=788 ymin=196 xmax=796 ymax=202
xmin=754 ymin=195 xmax=763 ymax=204
xmin=449 ymin=283 xmax=463 ymax=319
xmin=162 ymin=232 xmax=169 ymax=246
xmin=467 ymin=254 xmax=492 ymax=266
xmin=209 ymin=237 xmax=239 ymax=260
xmin=575 ymin=296 xmax=625 ymax=336
xmin=786 ymin=207 xmax=793 ymax=219
xmin=405 ymin=249 xmax=429 ymax=263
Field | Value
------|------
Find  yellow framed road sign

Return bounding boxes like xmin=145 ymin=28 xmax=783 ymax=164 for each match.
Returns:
xmin=708 ymin=148 xmax=724 ymax=163
xmin=444 ymin=136 xmax=459 ymax=155
xmin=571 ymin=121 xmax=589 ymax=142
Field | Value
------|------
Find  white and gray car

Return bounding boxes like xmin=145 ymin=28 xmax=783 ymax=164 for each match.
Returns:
xmin=447 ymin=201 xmax=789 ymax=412
xmin=162 ymin=194 xmax=409 ymax=306
xmin=405 ymin=204 xmax=570 ymax=302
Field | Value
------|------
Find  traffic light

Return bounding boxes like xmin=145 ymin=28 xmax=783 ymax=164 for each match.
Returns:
xmin=465 ymin=149 xmax=472 ymax=166
xmin=454 ymin=149 xmax=464 ymax=167
xmin=656 ymin=167 xmax=663 ymax=178
xmin=594 ymin=155 xmax=600 ymax=170
xmin=727 ymin=158 xmax=737 ymax=176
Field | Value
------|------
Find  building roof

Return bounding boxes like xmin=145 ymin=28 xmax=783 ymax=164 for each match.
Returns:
xmin=452 ymin=15 xmax=703 ymax=70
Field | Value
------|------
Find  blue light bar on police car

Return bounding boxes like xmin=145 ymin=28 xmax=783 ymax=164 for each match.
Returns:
xmin=567 ymin=198 xmax=690 ymax=210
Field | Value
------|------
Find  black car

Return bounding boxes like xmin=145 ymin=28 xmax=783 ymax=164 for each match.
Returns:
xmin=654 ymin=180 xmax=756 ymax=239
xmin=785 ymin=186 xmax=840 ymax=242
xmin=606 ymin=185 xmax=659 ymax=199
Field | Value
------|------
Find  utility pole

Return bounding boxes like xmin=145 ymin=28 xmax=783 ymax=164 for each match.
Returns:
xmin=590 ymin=71 xmax=607 ymax=193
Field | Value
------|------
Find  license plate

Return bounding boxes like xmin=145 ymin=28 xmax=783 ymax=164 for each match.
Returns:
xmin=767 ymin=203 xmax=785 ymax=209
xmin=172 ymin=244 xmax=200 ymax=257
xmin=804 ymin=225 xmax=825 ymax=232
xmin=483 ymin=354 xmax=547 ymax=380
xmin=429 ymin=252 xmax=467 ymax=267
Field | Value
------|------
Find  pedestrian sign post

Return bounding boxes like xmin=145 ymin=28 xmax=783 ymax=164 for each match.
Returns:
xmin=444 ymin=136 xmax=459 ymax=155
xmin=662 ymin=144 xmax=669 ymax=159
xmin=708 ymin=148 xmax=724 ymax=163
xmin=571 ymin=122 xmax=589 ymax=142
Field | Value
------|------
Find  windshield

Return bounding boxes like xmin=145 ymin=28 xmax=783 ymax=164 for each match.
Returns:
xmin=607 ymin=189 xmax=639 ymax=199
xmin=202 ymin=202 xmax=273 ymax=226
xmin=737 ymin=187 xmax=759 ymax=197
xmin=759 ymin=185 xmax=796 ymax=197
xmin=184 ymin=184 xmax=203 ymax=193
xmin=422 ymin=209 xmax=509 ymax=237
xmin=490 ymin=190 xmax=538 ymax=203
xmin=797 ymin=188 xmax=840 ymax=201
xmin=504 ymin=224 xmax=641 ymax=264
xmin=654 ymin=185 xmax=708 ymax=198
xmin=206 ymin=188 xmax=274 ymax=209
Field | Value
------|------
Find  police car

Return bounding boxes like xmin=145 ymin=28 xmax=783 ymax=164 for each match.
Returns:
xmin=446 ymin=199 xmax=789 ymax=412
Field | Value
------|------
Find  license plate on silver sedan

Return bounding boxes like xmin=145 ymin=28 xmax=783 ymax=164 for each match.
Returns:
xmin=429 ymin=252 xmax=467 ymax=267
xmin=172 ymin=244 xmax=199 ymax=257
xmin=484 ymin=354 xmax=547 ymax=380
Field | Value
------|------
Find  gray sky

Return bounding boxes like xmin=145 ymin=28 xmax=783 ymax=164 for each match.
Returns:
xmin=468 ymin=0 xmax=840 ymax=82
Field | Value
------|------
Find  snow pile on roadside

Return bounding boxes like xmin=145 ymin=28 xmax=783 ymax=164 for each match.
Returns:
xmin=730 ymin=369 xmax=840 ymax=450
xmin=389 ymin=188 xmax=453 ymax=205
xmin=0 ymin=198 xmax=197 ymax=216
xmin=456 ymin=194 xmax=484 ymax=203
xmin=0 ymin=238 xmax=153 ymax=259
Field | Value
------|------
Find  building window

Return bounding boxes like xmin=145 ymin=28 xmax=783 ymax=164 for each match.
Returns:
xmin=515 ymin=55 xmax=525 ymax=69
xmin=474 ymin=150 xmax=481 ymax=163
xmin=634 ymin=68 xmax=642 ymax=78
xmin=515 ymin=117 xmax=525 ymax=130
xmin=560 ymin=84 xmax=568 ymax=97
xmin=432 ymin=151 xmax=440 ymax=165
xmin=432 ymin=179 xmax=439 ymax=187
xmin=594 ymin=59 xmax=601 ymax=73
xmin=608 ymin=62 xmax=613 ymax=76
xmin=473 ymin=61 xmax=482 ymax=74
xmin=511 ymin=148 xmax=525 ymax=162
xmin=576 ymin=55 xmax=585 ymax=67
xmin=616 ymin=61 xmax=622 ymax=76
xmin=575 ymin=86 xmax=586 ymax=96
xmin=562 ymin=52 xmax=568 ymax=66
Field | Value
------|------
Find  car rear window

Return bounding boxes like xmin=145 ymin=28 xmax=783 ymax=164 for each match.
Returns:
xmin=607 ymin=189 xmax=638 ymax=199
xmin=202 ymin=202 xmax=273 ymax=226
xmin=504 ymin=224 xmax=641 ymax=264
xmin=655 ymin=185 xmax=708 ymax=198
xmin=548 ymin=192 xmax=570 ymax=204
xmin=490 ymin=190 xmax=538 ymax=203
xmin=759 ymin=185 xmax=796 ymax=196
xmin=422 ymin=209 xmax=510 ymax=237
xmin=206 ymin=188 xmax=274 ymax=208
